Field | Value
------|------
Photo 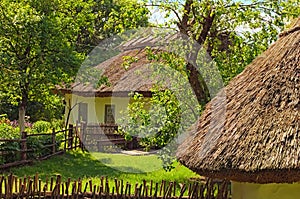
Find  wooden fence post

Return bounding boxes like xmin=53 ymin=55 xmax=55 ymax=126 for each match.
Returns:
xmin=68 ymin=124 xmax=73 ymax=150
xmin=73 ymin=125 xmax=78 ymax=150
xmin=80 ymin=122 xmax=86 ymax=151
xmin=64 ymin=127 xmax=67 ymax=152
xmin=21 ymin=132 xmax=27 ymax=161
xmin=52 ymin=129 xmax=56 ymax=154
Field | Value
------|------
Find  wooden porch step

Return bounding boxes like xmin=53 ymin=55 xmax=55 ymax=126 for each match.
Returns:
xmin=97 ymin=138 xmax=133 ymax=151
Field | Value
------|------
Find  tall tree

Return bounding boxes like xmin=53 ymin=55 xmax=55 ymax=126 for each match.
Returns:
xmin=148 ymin=0 xmax=300 ymax=104
xmin=0 ymin=0 xmax=149 ymax=131
xmin=0 ymin=0 xmax=83 ymax=132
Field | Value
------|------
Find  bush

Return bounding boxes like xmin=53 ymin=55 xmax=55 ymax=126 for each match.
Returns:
xmin=0 ymin=116 xmax=20 ymax=164
xmin=0 ymin=116 xmax=19 ymax=139
xmin=27 ymin=121 xmax=64 ymax=159
xmin=51 ymin=119 xmax=64 ymax=131
xmin=0 ymin=117 xmax=64 ymax=163
xmin=0 ymin=142 xmax=20 ymax=164
xmin=26 ymin=135 xmax=52 ymax=159
xmin=118 ymin=91 xmax=182 ymax=151
xmin=32 ymin=121 xmax=52 ymax=134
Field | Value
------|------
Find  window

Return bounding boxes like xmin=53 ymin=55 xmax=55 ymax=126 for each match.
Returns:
xmin=78 ymin=103 xmax=88 ymax=122
xmin=105 ymin=105 xmax=115 ymax=124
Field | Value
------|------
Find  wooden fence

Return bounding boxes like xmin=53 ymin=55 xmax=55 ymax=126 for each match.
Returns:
xmin=0 ymin=173 xmax=231 ymax=199
xmin=0 ymin=125 xmax=83 ymax=170
xmin=0 ymin=123 xmax=138 ymax=170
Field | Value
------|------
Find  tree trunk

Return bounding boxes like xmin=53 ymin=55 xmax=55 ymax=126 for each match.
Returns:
xmin=186 ymin=62 xmax=210 ymax=106
xmin=19 ymin=104 xmax=26 ymax=133
xmin=177 ymin=1 xmax=215 ymax=106
xmin=19 ymin=95 xmax=28 ymax=134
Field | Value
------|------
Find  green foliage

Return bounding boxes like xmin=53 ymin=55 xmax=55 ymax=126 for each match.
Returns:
xmin=0 ymin=97 xmax=64 ymax=122
xmin=0 ymin=0 xmax=86 ymax=131
xmin=26 ymin=134 xmax=62 ymax=159
xmin=122 ymin=56 xmax=139 ymax=70
xmin=0 ymin=116 xmax=20 ymax=164
xmin=32 ymin=121 xmax=52 ymax=134
xmin=118 ymin=70 xmax=201 ymax=170
xmin=119 ymin=91 xmax=181 ymax=151
xmin=50 ymin=119 xmax=65 ymax=131
xmin=28 ymin=120 xmax=64 ymax=159
xmin=0 ymin=142 xmax=20 ymax=164
xmin=149 ymin=0 xmax=300 ymax=83
xmin=0 ymin=117 xmax=19 ymax=139
xmin=74 ymin=0 xmax=149 ymax=54
xmin=0 ymin=116 xmax=64 ymax=164
xmin=104 ymin=0 xmax=149 ymax=36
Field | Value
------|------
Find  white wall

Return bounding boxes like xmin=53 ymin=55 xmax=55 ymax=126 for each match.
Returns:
xmin=64 ymin=94 xmax=132 ymax=125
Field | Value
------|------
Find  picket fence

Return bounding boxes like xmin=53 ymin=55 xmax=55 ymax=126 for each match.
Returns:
xmin=0 ymin=173 xmax=231 ymax=199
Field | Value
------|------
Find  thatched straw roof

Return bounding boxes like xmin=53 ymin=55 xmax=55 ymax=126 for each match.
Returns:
xmin=59 ymin=49 xmax=156 ymax=97
xmin=59 ymin=30 xmax=178 ymax=97
xmin=177 ymin=18 xmax=300 ymax=183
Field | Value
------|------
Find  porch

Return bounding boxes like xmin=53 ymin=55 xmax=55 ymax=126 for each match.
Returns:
xmin=77 ymin=122 xmax=139 ymax=152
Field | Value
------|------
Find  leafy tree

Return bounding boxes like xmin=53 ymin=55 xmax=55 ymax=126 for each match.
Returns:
xmin=74 ymin=0 xmax=149 ymax=54
xmin=0 ymin=0 xmax=86 ymax=133
xmin=117 ymin=46 xmax=202 ymax=170
xmin=0 ymin=0 xmax=82 ymax=134
xmin=0 ymin=0 xmax=149 ymax=132
xmin=148 ymin=0 xmax=300 ymax=102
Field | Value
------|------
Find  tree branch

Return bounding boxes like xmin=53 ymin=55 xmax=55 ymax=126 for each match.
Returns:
xmin=145 ymin=3 xmax=182 ymax=25
xmin=178 ymin=0 xmax=193 ymax=35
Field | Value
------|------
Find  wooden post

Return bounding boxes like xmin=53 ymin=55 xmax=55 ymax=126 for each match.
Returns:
xmin=81 ymin=121 xmax=86 ymax=142
xmin=80 ymin=122 xmax=86 ymax=151
xmin=74 ymin=125 xmax=78 ymax=150
xmin=64 ymin=127 xmax=67 ymax=152
xmin=21 ymin=132 xmax=27 ymax=161
xmin=52 ymin=129 xmax=56 ymax=154
xmin=68 ymin=124 xmax=73 ymax=150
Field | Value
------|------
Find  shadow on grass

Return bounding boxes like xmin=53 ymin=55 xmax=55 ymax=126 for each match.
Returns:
xmin=5 ymin=151 xmax=144 ymax=181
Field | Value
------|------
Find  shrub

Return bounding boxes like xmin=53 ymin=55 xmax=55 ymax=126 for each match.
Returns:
xmin=51 ymin=119 xmax=64 ymax=131
xmin=0 ymin=142 xmax=20 ymax=164
xmin=27 ymin=136 xmax=50 ymax=159
xmin=0 ymin=116 xmax=19 ymax=139
xmin=32 ymin=121 xmax=52 ymax=134
xmin=0 ymin=116 xmax=20 ymax=164
xmin=0 ymin=117 xmax=64 ymax=163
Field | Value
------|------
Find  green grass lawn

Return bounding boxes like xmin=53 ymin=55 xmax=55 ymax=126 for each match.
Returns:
xmin=3 ymin=150 xmax=199 ymax=186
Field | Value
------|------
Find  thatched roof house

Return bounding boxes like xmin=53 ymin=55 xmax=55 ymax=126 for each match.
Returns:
xmin=58 ymin=31 xmax=177 ymax=125
xmin=58 ymin=48 xmax=157 ymax=124
xmin=177 ymin=16 xmax=300 ymax=188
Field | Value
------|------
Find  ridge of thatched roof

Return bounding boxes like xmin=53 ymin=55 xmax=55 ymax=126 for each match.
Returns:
xmin=177 ymin=18 xmax=300 ymax=183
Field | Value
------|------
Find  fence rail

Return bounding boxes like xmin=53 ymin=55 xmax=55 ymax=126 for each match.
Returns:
xmin=0 ymin=173 xmax=231 ymax=199
xmin=0 ymin=123 xmax=136 ymax=169
xmin=0 ymin=124 xmax=83 ymax=170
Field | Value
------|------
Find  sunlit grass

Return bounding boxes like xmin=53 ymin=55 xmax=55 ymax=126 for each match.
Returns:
xmin=4 ymin=150 xmax=199 ymax=186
